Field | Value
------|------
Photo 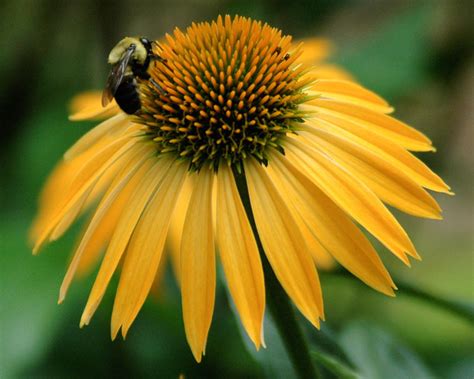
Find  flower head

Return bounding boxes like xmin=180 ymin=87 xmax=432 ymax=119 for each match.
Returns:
xmin=31 ymin=15 xmax=451 ymax=362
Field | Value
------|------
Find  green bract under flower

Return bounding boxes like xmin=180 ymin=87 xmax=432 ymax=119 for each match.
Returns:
xmin=137 ymin=15 xmax=313 ymax=171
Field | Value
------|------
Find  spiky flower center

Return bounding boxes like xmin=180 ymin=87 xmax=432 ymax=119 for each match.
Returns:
xmin=137 ymin=15 xmax=311 ymax=171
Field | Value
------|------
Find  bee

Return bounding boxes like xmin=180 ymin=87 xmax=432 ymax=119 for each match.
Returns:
xmin=102 ymin=37 xmax=164 ymax=114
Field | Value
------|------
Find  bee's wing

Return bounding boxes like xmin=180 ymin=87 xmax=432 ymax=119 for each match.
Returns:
xmin=102 ymin=45 xmax=136 ymax=107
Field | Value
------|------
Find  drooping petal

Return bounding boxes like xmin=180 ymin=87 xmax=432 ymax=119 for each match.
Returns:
xmin=30 ymin=143 xmax=105 ymax=243
xmin=303 ymin=114 xmax=451 ymax=193
xmin=33 ymin=133 xmax=138 ymax=253
xmin=166 ymin=178 xmax=193 ymax=285
xmin=58 ymin=143 xmax=153 ymax=303
xmin=149 ymin=244 xmax=170 ymax=299
xmin=305 ymin=99 xmax=434 ymax=151
xmin=310 ymin=80 xmax=392 ymax=114
xmin=267 ymin=152 xmax=396 ymax=295
xmin=112 ymin=159 xmax=187 ymax=338
xmin=181 ymin=170 xmax=215 ymax=362
xmin=50 ymin=150 xmax=126 ymax=241
xmin=276 ymin=192 xmax=334 ymax=270
xmin=69 ymin=91 xmax=121 ymax=121
xmin=245 ymin=158 xmax=323 ymax=326
xmin=80 ymin=156 xmax=174 ymax=327
xmin=298 ymin=38 xmax=332 ymax=64
xmin=306 ymin=65 xmax=354 ymax=81
xmin=64 ymin=114 xmax=128 ymax=160
xmin=216 ymin=164 xmax=265 ymax=349
xmin=299 ymin=123 xmax=442 ymax=219
xmin=285 ymin=137 xmax=417 ymax=263
xmin=251 ymin=155 xmax=333 ymax=270
xmin=74 ymin=149 xmax=155 ymax=278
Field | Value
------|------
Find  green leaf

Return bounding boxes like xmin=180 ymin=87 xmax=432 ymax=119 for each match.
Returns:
xmin=311 ymin=350 xmax=361 ymax=379
xmin=230 ymin=303 xmax=298 ymax=378
xmin=338 ymin=320 xmax=436 ymax=379
xmin=224 ymin=279 xmax=296 ymax=379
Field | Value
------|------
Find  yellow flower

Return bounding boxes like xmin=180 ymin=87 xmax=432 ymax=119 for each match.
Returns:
xmin=31 ymin=15 xmax=451 ymax=362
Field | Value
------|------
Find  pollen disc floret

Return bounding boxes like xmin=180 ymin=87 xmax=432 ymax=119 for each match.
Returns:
xmin=137 ymin=15 xmax=311 ymax=171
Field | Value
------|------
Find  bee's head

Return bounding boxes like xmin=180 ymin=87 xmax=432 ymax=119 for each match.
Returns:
xmin=108 ymin=37 xmax=149 ymax=65
xmin=139 ymin=37 xmax=153 ymax=55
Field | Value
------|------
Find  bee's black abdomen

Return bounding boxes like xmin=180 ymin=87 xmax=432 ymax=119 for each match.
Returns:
xmin=115 ymin=76 xmax=141 ymax=114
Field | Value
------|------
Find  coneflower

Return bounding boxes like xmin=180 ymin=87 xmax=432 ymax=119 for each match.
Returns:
xmin=31 ymin=15 xmax=450 ymax=363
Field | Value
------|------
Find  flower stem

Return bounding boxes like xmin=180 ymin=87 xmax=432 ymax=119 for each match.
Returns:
xmin=232 ymin=166 xmax=319 ymax=379
xmin=322 ymin=269 xmax=474 ymax=325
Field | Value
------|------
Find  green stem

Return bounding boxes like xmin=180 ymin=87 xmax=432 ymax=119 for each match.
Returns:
xmin=397 ymin=283 xmax=474 ymax=324
xmin=232 ymin=166 xmax=320 ymax=379
xmin=322 ymin=270 xmax=474 ymax=325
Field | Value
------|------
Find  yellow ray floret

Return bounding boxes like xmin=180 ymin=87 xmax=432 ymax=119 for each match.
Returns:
xmin=181 ymin=170 xmax=216 ymax=362
xmin=216 ymin=165 xmax=266 ymax=349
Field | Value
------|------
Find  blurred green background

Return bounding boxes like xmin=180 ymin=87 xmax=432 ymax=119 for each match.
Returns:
xmin=1 ymin=0 xmax=472 ymax=378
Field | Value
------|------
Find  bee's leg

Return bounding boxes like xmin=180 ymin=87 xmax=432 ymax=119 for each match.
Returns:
xmin=150 ymin=54 xmax=167 ymax=63
xmin=150 ymin=78 xmax=166 ymax=94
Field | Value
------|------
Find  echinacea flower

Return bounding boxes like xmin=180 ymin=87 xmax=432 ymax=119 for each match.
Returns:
xmin=31 ymin=15 xmax=451 ymax=362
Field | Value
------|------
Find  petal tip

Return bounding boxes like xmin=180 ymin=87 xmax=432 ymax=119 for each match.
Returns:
xmin=57 ymin=294 xmax=65 ymax=305
xmin=79 ymin=319 xmax=88 ymax=328
xmin=191 ymin=349 xmax=203 ymax=363
xmin=32 ymin=244 xmax=41 ymax=255
xmin=121 ymin=325 xmax=130 ymax=339
xmin=80 ymin=311 xmax=92 ymax=328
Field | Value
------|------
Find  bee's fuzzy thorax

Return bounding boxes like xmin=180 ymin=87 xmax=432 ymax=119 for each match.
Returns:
xmin=108 ymin=37 xmax=148 ymax=65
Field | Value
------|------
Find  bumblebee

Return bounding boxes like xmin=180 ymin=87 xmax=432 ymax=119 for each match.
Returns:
xmin=102 ymin=37 xmax=163 ymax=114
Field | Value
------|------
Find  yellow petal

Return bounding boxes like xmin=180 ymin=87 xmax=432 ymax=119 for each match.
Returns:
xmin=33 ymin=134 xmax=137 ymax=253
xmin=304 ymin=115 xmax=451 ymax=194
xmin=166 ymin=177 xmax=193 ymax=285
xmin=216 ymin=164 xmax=265 ymax=349
xmin=285 ymin=137 xmax=416 ymax=263
xmin=64 ymin=114 xmax=129 ymax=160
xmin=267 ymin=152 xmax=396 ymax=295
xmin=245 ymin=158 xmax=323 ymax=326
xmin=74 ymin=148 xmax=149 ymax=277
xmin=69 ymin=91 xmax=121 ymax=121
xmin=288 ymin=209 xmax=334 ymax=270
xmin=81 ymin=149 xmax=128 ymax=206
xmin=310 ymin=80 xmax=393 ymax=114
xmin=58 ymin=144 xmax=153 ymax=303
xmin=80 ymin=156 xmax=174 ymax=327
xmin=298 ymin=38 xmax=332 ymax=64
xmin=149 ymin=251 xmax=168 ymax=299
xmin=253 ymin=158 xmax=334 ymax=270
xmin=299 ymin=124 xmax=442 ymax=219
xmin=51 ymin=141 xmax=128 ymax=241
xmin=306 ymin=65 xmax=354 ymax=81
xmin=181 ymin=170 xmax=215 ymax=362
xmin=112 ymin=160 xmax=187 ymax=338
xmin=74 ymin=218 xmax=108 ymax=278
xmin=306 ymin=99 xmax=434 ymax=151
xmin=30 ymin=143 xmax=105 ymax=243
